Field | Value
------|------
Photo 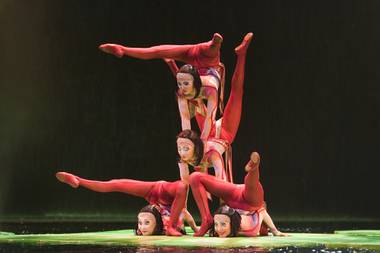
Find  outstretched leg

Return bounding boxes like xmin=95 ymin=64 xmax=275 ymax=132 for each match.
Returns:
xmin=99 ymin=33 xmax=222 ymax=68
xmin=161 ymin=181 xmax=188 ymax=236
xmin=243 ymin=152 xmax=264 ymax=207
xmin=56 ymin=172 xmax=155 ymax=198
xmin=221 ymin=33 xmax=253 ymax=143
xmin=189 ymin=172 xmax=239 ymax=236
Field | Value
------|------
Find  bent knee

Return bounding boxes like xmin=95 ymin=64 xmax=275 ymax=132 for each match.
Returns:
xmin=176 ymin=180 xmax=188 ymax=193
xmin=189 ymin=172 xmax=205 ymax=185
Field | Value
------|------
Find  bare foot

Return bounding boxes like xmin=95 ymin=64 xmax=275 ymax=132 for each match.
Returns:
xmin=163 ymin=58 xmax=174 ymax=64
xmin=166 ymin=227 xmax=182 ymax=236
xmin=211 ymin=33 xmax=223 ymax=48
xmin=56 ymin=172 xmax=79 ymax=188
xmin=193 ymin=218 xmax=213 ymax=237
xmin=98 ymin=44 xmax=124 ymax=58
xmin=200 ymin=33 xmax=223 ymax=59
xmin=245 ymin=152 xmax=260 ymax=172
xmin=235 ymin=32 xmax=253 ymax=55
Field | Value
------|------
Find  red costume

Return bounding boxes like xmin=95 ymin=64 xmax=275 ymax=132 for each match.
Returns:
xmin=191 ymin=33 xmax=253 ymax=183
xmin=183 ymin=33 xmax=261 ymax=236
xmin=100 ymin=33 xmax=249 ymax=182
xmin=236 ymin=207 xmax=267 ymax=236
xmin=189 ymin=152 xmax=265 ymax=236
xmin=56 ymin=172 xmax=187 ymax=236
xmin=99 ymin=34 xmax=226 ymax=115
xmin=99 ymin=33 xmax=222 ymax=69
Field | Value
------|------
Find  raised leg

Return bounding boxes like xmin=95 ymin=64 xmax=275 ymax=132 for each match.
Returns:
xmin=189 ymin=172 xmax=238 ymax=236
xmin=221 ymin=33 xmax=253 ymax=143
xmin=243 ymin=152 xmax=264 ymax=207
xmin=99 ymin=33 xmax=222 ymax=68
xmin=56 ymin=172 xmax=155 ymax=198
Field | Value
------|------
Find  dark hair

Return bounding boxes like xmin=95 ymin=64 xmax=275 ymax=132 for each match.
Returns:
xmin=177 ymin=129 xmax=204 ymax=166
xmin=176 ymin=64 xmax=202 ymax=99
xmin=135 ymin=205 xmax=164 ymax=235
xmin=209 ymin=205 xmax=241 ymax=237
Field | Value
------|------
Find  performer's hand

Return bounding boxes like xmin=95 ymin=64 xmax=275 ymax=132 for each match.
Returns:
xmin=183 ymin=209 xmax=198 ymax=233
xmin=192 ymin=226 xmax=199 ymax=233
xmin=272 ymin=229 xmax=288 ymax=236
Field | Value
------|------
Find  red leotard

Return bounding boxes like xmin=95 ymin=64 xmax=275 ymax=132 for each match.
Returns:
xmin=100 ymin=35 xmax=226 ymax=122
xmin=56 ymin=172 xmax=187 ymax=235
xmin=191 ymin=33 xmax=253 ymax=184
xmin=237 ymin=208 xmax=262 ymax=236
xmin=189 ymin=162 xmax=264 ymax=236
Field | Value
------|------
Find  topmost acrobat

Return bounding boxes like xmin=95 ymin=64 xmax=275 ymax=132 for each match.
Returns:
xmin=99 ymin=34 xmax=225 ymax=142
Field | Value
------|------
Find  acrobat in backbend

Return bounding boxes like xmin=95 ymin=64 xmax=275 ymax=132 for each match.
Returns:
xmin=56 ymin=172 xmax=197 ymax=236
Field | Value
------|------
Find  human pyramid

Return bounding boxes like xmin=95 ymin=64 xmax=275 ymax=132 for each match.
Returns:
xmin=56 ymin=33 xmax=286 ymax=238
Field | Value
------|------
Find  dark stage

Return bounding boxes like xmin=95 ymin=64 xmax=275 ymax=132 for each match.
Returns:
xmin=1 ymin=0 xmax=379 ymax=232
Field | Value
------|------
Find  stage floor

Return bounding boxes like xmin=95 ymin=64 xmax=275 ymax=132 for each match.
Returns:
xmin=1 ymin=228 xmax=380 ymax=251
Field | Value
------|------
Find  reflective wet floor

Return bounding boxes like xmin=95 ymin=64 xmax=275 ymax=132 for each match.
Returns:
xmin=1 ymin=221 xmax=379 ymax=234
xmin=1 ymin=222 xmax=379 ymax=253
xmin=0 ymin=244 xmax=378 ymax=253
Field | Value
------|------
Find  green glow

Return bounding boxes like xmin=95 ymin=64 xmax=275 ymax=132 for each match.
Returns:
xmin=0 ymin=229 xmax=379 ymax=250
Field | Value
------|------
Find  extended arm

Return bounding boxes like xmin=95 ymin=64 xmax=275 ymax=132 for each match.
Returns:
xmin=209 ymin=150 xmax=226 ymax=181
xmin=177 ymin=97 xmax=191 ymax=130
xmin=262 ymin=210 xmax=287 ymax=236
xmin=200 ymin=89 xmax=217 ymax=140
xmin=178 ymin=162 xmax=190 ymax=183
xmin=182 ymin=209 xmax=198 ymax=233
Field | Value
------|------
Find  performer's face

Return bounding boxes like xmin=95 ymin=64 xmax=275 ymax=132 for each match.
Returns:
xmin=214 ymin=214 xmax=231 ymax=237
xmin=176 ymin=73 xmax=195 ymax=97
xmin=137 ymin=212 xmax=157 ymax=235
xmin=177 ymin=137 xmax=195 ymax=162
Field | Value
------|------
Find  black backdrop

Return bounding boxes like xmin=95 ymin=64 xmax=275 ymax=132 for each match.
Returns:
xmin=1 ymin=0 xmax=379 ymax=218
